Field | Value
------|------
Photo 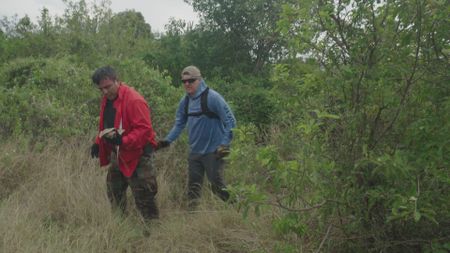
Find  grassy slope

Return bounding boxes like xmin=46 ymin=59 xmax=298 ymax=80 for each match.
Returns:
xmin=0 ymin=138 xmax=283 ymax=253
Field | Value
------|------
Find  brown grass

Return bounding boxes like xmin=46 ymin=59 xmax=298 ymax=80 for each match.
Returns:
xmin=0 ymin=138 xmax=283 ymax=253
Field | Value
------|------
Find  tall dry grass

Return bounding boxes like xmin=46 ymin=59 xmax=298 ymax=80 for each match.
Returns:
xmin=0 ymin=138 xmax=281 ymax=253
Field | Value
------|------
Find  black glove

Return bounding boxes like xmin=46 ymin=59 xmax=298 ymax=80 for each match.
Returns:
xmin=215 ymin=145 xmax=230 ymax=159
xmin=143 ymin=143 xmax=154 ymax=156
xmin=103 ymin=134 xmax=122 ymax=145
xmin=156 ymin=140 xmax=170 ymax=150
xmin=91 ymin=143 xmax=99 ymax=158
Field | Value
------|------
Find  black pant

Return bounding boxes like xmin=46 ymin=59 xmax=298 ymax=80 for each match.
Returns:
xmin=187 ymin=153 xmax=229 ymax=205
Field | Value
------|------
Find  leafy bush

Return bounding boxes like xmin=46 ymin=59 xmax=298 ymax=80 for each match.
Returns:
xmin=210 ymin=77 xmax=279 ymax=133
xmin=229 ymin=0 xmax=450 ymax=251
xmin=0 ymin=57 xmax=96 ymax=139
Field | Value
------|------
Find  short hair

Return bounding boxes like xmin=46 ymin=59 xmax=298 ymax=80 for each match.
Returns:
xmin=91 ymin=66 xmax=117 ymax=85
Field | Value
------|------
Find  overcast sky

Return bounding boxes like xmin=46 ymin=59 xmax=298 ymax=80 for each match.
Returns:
xmin=0 ymin=0 xmax=199 ymax=33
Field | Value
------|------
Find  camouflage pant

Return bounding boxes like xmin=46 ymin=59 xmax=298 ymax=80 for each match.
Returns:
xmin=107 ymin=153 xmax=159 ymax=220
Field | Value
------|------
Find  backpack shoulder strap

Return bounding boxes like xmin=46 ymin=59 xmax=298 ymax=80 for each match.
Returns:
xmin=200 ymin=87 xmax=209 ymax=113
xmin=183 ymin=95 xmax=189 ymax=117
xmin=185 ymin=87 xmax=219 ymax=119
xmin=201 ymin=88 xmax=219 ymax=119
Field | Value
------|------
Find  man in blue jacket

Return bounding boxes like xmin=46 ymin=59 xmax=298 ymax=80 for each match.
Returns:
xmin=158 ymin=66 xmax=236 ymax=208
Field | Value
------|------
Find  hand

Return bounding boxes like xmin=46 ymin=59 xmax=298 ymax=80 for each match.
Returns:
xmin=91 ymin=143 xmax=99 ymax=158
xmin=215 ymin=145 xmax=230 ymax=159
xmin=156 ymin=140 xmax=170 ymax=150
xmin=103 ymin=134 xmax=122 ymax=145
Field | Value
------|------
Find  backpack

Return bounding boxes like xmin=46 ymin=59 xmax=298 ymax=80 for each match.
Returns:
xmin=184 ymin=87 xmax=219 ymax=119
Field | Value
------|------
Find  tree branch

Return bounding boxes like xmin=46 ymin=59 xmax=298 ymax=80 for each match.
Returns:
xmin=375 ymin=0 xmax=423 ymax=145
xmin=315 ymin=224 xmax=333 ymax=253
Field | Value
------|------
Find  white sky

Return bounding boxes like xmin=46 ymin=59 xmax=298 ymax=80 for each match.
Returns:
xmin=0 ymin=0 xmax=199 ymax=33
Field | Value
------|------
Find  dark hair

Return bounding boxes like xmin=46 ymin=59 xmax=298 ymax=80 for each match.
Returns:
xmin=91 ymin=66 xmax=117 ymax=85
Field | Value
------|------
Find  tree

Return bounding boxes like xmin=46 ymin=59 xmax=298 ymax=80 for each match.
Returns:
xmin=185 ymin=0 xmax=291 ymax=75
xmin=234 ymin=0 xmax=450 ymax=251
xmin=97 ymin=10 xmax=154 ymax=60
xmin=145 ymin=18 xmax=191 ymax=85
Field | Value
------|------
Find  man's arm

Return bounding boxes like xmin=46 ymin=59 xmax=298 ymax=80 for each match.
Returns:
xmin=165 ymin=97 xmax=188 ymax=143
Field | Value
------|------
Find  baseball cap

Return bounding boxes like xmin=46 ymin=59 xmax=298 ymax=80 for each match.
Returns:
xmin=181 ymin=66 xmax=202 ymax=80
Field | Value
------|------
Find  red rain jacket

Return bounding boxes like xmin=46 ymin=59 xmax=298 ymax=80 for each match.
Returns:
xmin=95 ymin=83 xmax=157 ymax=177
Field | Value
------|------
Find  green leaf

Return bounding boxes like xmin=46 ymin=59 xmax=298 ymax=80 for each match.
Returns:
xmin=414 ymin=211 xmax=421 ymax=222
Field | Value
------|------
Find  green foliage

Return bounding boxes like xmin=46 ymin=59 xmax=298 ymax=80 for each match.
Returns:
xmin=227 ymin=183 xmax=267 ymax=218
xmin=0 ymin=1 xmax=158 ymax=65
xmin=228 ymin=118 xmax=329 ymax=241
xmin=270 ymin=61 xmax=326 ymax=123
xmin=259 ymin=0 xmax=450 ymax=251
xmin=227 ymin=124 xmax=265 ymax=184
xmin=0 ymin=0 xmax=448 ymax=251
xmin=184 ymin=0 xmax=292 ymax=76
xmin=147 ymin=19 xmax=192 ymax=86
xmin=96 ymin=10 xmax=154 ymax=62
xmin=0 ymin=57 xmax=96 ymax=139
xmin=211 ymin=77 xmax=278 ymax=130
xmin=274 ymin=243 xmax=298 ymax=253
xmin=424 ymin=242 xmax=450 ymax=253
xmin=273 ymin=213 xmax=306 ymax=237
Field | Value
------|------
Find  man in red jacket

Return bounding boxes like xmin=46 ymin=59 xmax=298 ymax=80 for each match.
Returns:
xmin=90 ymin=66 xmax=159 ymax=220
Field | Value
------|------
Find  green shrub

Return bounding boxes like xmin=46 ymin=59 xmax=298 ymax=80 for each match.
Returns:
xmin=0 ymin=57 xmax=97 ymax=139
xmin=209 ymin=77 xmax=279 ymax=133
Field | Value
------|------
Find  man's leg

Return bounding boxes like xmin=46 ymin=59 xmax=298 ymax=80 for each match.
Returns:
xmin=187 ymin=154 xmax=205 ymax=208
xmin=203 ymin=153 xmax=229 ymax=201
xmin=106 ymin=163 xmax=128 ymax=215
xmin=130 ymin=154 xmax=159 ymax=220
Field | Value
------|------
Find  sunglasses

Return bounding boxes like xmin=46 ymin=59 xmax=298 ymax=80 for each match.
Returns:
xmin=181 ymin=78 xmax=197 ymax=85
